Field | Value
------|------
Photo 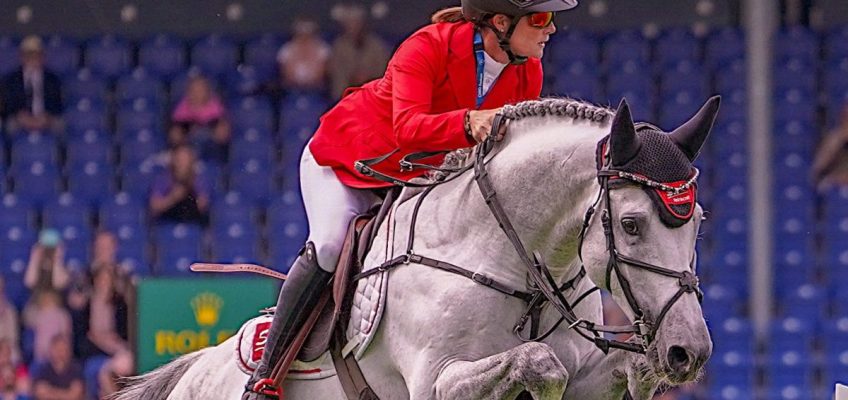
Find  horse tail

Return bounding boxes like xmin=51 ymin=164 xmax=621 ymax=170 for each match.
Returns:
xmin=108 ymin=349 xmax=207 ymax=400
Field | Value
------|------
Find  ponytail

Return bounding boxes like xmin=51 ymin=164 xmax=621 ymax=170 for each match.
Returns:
xmin=431 ymin=7 xmax=467 ymax=24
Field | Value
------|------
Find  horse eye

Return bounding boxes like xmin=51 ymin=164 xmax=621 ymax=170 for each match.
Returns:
xmin=621 ymin=218 xmax=639 ymax=235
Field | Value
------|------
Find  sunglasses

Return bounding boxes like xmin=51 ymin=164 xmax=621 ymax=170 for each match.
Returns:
xmin=527 ymin=11 xmax=555 ymax=28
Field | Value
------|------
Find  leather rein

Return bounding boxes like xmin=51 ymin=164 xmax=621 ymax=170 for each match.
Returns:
xmin=353 ymin=113 xmax=703 ymax=356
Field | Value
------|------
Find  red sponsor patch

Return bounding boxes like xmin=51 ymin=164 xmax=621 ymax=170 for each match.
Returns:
xmin=251 ymin=321 xmax=271 ymax=363
xmin=653 ymin=180 xmax=696 ymax=220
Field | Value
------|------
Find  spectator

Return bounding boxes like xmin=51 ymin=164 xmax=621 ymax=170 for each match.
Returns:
xmin=0 ymin=278 xmax=21 ymax=365
xmin=277 ymin=16 xmax=331 ymax=92
xmin=30 ymin=335 xmax=83 ymax=400
xmin=813 ymin=105 xmax=848 ymax=192
xmin=169 ymin=75 xmax=230 ymax=163
xmin=329 ymin=4 xmax=389 ymax=100
xmin=0 ymin=339 xmax=28 ymax=399
xmin=0 ymin=35 xmax=62 ymax=134
xmin=23 ymin=229 xmax=69 ymax=301
xmin=23 ymin=291 xmax=71 ymax=364
xmin=95 ymin=350 xmax=132 ymax=398
xmin=149 ymin=145 xmax=211 ymax=226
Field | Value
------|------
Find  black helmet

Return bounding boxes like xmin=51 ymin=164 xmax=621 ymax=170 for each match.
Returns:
xmin=461 ymin=0 xmax=578 ymax=64
xmin=461 ymin=0 xmax=578 ymax=23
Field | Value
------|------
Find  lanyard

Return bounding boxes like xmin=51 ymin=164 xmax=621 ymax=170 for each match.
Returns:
xmin=474 ymin=31 xmax=487 ymax=109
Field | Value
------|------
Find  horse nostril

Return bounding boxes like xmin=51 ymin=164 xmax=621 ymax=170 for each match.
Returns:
xmin=667 ymin=345 xmax=691 ymax=371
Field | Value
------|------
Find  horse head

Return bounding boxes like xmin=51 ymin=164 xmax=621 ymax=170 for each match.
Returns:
xmin=580 ymin=96 xmax=720 ymax=387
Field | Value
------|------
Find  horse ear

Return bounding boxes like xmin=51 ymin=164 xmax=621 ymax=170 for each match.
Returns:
xmin=669 ymin=96 xmax=721 ymax=161
xmin=609 ymin=98 xmax=640 ymax=167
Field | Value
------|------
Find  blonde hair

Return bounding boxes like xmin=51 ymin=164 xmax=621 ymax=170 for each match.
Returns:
xmin=431 ymin=6 xmax=466 ymax=23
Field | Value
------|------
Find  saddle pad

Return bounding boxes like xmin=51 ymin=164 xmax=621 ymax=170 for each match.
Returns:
xmin=345 ymin=192 xmax=411 ymax=360
xmin=235 ymin=312 xmax=336 ymax=380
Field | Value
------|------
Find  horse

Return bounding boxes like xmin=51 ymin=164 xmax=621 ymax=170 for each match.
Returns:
xmin=112 ymin=96 xmax=718 ymax=400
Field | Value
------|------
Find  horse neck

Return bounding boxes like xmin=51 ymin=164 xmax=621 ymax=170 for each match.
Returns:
xmin=482 ymin=116 xmax=607 ymax=277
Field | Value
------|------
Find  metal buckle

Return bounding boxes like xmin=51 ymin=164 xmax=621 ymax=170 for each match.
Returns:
xmin=471 ymin=272 xmax=492 ymax=286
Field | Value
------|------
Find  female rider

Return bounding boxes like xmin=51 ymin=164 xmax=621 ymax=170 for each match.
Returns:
xmin=244 ymin=1 xmax=577 ymax=397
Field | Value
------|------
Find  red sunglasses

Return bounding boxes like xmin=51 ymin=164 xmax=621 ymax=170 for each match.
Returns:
xmin=527 ymin=11 xmax=555 ymax=28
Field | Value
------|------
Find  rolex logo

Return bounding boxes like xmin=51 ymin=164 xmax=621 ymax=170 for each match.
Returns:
xmin=191 ymin=292 xmax=223 ymax=327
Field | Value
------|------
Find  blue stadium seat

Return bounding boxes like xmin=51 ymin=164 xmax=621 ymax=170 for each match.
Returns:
xmin=659 ymin=89 xmax=707 ymax=129
xmin=764 ymin=349 xmax=815 ymax=400
xmin=707 ymin=349 xmax=755 ymax=388
xmin=138 ymin=34 xmax=186 ymax=82
xmin=774 ymin=119 xmax=817 ymax=152
xmin=549 ymin=29 xmax=599 ymax=67
xmin=63 ymin=68 xmax=108 ymax=105
xmin=774 ymin=87 xmax=817 ymax=123
xmin=224 ymin=65 xmax=263 ymax=99
xmin=0 ymin=225 xmax=37 ymax=279
xmin=774 ymin=56 xmax=817 ymax=93
xmin=659 ymin=60 xmax=707 ymax=96
xmin=231 ymin=132 xmax=274 ymax=168
xmin=154 ymin=223 xmax=203 ymax=276
xmin=10 ymin=133 xmax=59 ymax=170
xmin=190 ymin=34 xmax=238 ymax=80
xmin=100 ymin=192 xmax=145 ymax=231
xmin=120 ymin=161 xmax=161 ymax=199
xmin=115 ymin=67 xmax=166 ymax=108
xmin=780 ymin=284 xmax=827 ymax=321
xmin=278 ymin=92 xmax=328 ymax=141
xmin=244 ymin=33 xmax=282 ymax=81
xmin=769 ymin=317 xmax=814 ymax=352
xmin=825 ymin=25 xmax=848 ymax=60
xmin=706 ymin=382 xmax=754 ymax=400
xmin=0 ymin=36 xmax=19 ymax=76
xmin=119 ymin=128 xmax=164 ymax=168
xmin=654 ymin=27 xmax=700 ymax=68
xmin=43 ymin=193 xmax=92 ymax=271
xmin=211 ymin=221 xmax=260 ymax=263
xmin=0 ymin=194 xmax=36 ymax=232
xmin=605 ymin=61 xmax=655 ymax=121
xmin=66 ymin=126 xmax=110 ymax=143
xmin=602 ymin=30 xmax=649 ymax=68
xmin=267 ymin=191 xmax=307 ymax=272
xmin=774 ymin=26 xmax=819 ymax=62
xmin=11 ymin=162 xmax=60 ymax=209
xmin=116 ymin=99 xmax=163 ymax=134
xmin=549 ymin=60 xmax=602 ymax=101
xmin=44 ymin=35 xmax=80 ymax=78
xmin=706 ymin=28 xmax=745 ymax=68
xmin=63 ymin=98 xmax=108 ymax=134
xmin=229 ymin=96 xmax=275 ymax=134
xmin=228 ymin=159 xmax=274 ymax=207
xmin=107 ymin=199 xmax=149 ymax=276
xmin=211 ymin=191 xmax=256 ymax=226
xmin=66 ymin=138 xmax=114 ymax=169
xmin=84 ymin=35 xmax=131 ymax=81
xmin=68 ymin=162 xmax=116 ymax=208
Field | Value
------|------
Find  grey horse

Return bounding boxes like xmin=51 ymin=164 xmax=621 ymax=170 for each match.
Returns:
xmin=112 ymin=96 xmax=718 ymax=400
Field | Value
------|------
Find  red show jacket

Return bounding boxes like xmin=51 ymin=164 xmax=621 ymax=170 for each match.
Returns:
xmin=308 ymin=21 xmax=544 ymax=189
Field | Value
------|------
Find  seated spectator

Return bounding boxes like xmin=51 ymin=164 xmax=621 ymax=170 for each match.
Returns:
xmin=22 ymin=291 xmax=71 ymax=364
xmin=169 ymin=75 xmax=230 ymax=163
xmin=329 ymin=4 xmax=389 ymax=100
xmin=0 ymin=339 xmax=29 ymax=399
xmin=0 ymin=35 xmax=62 ymax=135
xmin=30 ymin=335 xmax=82 ymax=400
xmin=149 ymin=145 xmax=211 ymax=226
xmin=23 ymin=229 xmax=69 ymax=305
xmin=66 ymin=231 xmax=132 ymax=362
xmin=813 ymin=105 xmax=848 ymax=191
xmin=0 ymin=278 xmax=21 ymax=365
xmin=277 ymin=16 xmax=330 ymax=92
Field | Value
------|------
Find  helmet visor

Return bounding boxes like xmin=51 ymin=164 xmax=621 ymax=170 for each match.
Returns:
xmin=527 ymin=11 xmax=555 ymax=28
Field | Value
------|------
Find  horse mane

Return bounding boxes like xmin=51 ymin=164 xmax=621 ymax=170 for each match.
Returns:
xmin=427 ymin=98 xmax=613 ymax=183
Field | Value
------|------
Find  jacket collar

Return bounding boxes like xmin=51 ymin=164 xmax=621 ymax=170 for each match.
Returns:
xmin=446 ymin=23 xmax=519 ymax=110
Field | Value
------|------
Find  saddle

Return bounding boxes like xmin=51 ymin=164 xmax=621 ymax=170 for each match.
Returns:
xmin=263 ymin=187 xmax=400 ymax=395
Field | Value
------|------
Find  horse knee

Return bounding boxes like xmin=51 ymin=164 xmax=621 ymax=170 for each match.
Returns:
xmin=511 ymin=342 xmax=568 ymax=395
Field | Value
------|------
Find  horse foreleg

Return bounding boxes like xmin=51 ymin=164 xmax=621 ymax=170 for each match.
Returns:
xmin=434 ymin=342 xmax=568 ymax=400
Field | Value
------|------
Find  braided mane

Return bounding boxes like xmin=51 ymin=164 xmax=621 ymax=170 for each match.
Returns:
xmin=427 ymin=98 xmax=612 ymax=182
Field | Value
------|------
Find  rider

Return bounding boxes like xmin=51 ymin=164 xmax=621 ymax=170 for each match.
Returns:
xmin=244 ymin=0 xmax=577 ymax=398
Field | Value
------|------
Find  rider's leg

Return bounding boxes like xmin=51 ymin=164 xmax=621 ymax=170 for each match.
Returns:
xmin=244 ymin=144 xmax=381 ymax=399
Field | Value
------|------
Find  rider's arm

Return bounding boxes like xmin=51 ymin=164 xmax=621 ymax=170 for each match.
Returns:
xmin=391 ymin=32 xmax=475 ymax=153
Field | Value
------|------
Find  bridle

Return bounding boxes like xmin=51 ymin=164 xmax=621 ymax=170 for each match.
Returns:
xmin=354 ymin=114 xmax=704 ymax=356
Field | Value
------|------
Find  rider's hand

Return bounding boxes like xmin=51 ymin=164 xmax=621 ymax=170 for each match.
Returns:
xmin=466 ymin=108 xmax=507 ymax=143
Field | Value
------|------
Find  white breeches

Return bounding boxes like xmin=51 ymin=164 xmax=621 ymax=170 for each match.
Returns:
xmin=299 ymin=144 xmax=382 ymax=271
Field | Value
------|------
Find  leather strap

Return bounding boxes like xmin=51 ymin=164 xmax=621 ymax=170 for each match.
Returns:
xmin=269 ymin=290 xmax=332 ymax=391
xmin=190 ymin=262 xmax=288 ymax=281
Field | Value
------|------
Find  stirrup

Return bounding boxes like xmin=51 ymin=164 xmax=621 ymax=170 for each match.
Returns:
xmin=250 ymin=378 xmax=283 ymax=399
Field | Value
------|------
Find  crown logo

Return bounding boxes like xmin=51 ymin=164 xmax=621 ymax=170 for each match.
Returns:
xmin=191 ymin=292 xmax=223 ymax=327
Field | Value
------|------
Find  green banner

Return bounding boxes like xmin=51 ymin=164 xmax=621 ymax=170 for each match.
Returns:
xmin=135 ymin=277 xmax=278 ymax=372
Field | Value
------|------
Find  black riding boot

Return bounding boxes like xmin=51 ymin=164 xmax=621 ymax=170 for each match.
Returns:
xmin=243 ymin=242 xmax=332 ymax=400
